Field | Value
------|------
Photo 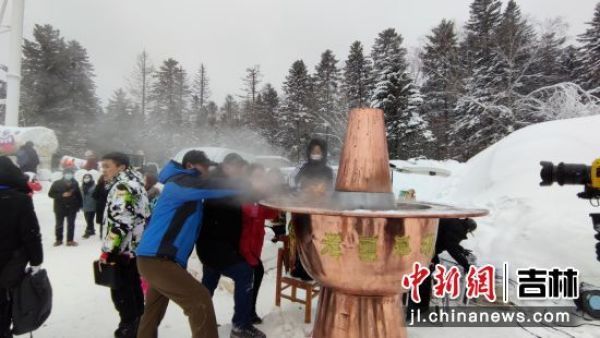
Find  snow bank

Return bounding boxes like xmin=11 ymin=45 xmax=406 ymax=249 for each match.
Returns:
xmin=447 ymin=115 xmax=600 ymax=285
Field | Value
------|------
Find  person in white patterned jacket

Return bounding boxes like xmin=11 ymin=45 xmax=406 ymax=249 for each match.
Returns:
xmin=98 ymin=152 xmax=150 ymax=338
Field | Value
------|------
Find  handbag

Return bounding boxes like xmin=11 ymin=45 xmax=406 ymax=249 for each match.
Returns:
xmin=93 ymin=260 xmax=123 ymax=289
xmin=11 ymin=269 xmax=52 ymax=335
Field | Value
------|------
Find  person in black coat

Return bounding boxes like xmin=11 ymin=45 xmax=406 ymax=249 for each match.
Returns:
xmin=48 ymin=168 xmax=83 ymax=247
xmin=0 ymin=156 xmax=43 ymax=338
xmin=294 ymin=138 xmax=334 ymax=191
xmin=92 ymin=175 xmax=109 ymax=239
xmin=289 ymin=139 xmax=334 ymax=281
xmin=197 ymin=153 xmax=267 ymax=337
xmin=15 ymin=142 xmax=40 ymax=174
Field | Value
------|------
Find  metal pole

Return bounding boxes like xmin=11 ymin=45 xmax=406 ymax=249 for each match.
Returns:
xmin=0 ymin=0 xmax=9 ymax=27
xmin=5 ymin=0 xmax=25 ymax=126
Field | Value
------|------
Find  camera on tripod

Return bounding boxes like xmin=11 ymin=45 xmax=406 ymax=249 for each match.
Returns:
xmin=539 ymin=159 xmax=600 ymax=202
xmin=540 ymin=159 xmax=600 ymax=318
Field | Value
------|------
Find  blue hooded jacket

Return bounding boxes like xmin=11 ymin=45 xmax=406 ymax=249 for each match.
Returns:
xmin=136 ymin=160 xmax=237 ymax=267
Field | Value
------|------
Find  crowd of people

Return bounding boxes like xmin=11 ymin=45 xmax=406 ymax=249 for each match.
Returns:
xmin=0 ymin=138 xmax=477 ymax=338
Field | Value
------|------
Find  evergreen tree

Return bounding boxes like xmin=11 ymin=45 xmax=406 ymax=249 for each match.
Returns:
xmin=420 ymin=19 xmax=462 ymax=159
xmin=20 ymin=24 xmax=99 ymax=154
xmin=96 ymin=88 xmax=137 ymax=151
xmin=106 ymin=88 xmax=134 ymax=120
xmin=576 ymin=2 xmax=600 ymax=94
xmin=313 ymin=50 xmax=344 ymax=152
xmin=150 ymin=58 xmax=190 ymax=127
xmin=279 ymin=60 xmax=314 ymax=158
xmin=206 ymin=101 xmax=218 ymax=127
xmin=493 ymin=0 xmax=536 ymax=103
xmin=529 ymin=30 xmax=569 ymax=88
xmin=220 ymin=94 xmax=240 ymax=126
xmin=370 ymin=28 xmax=429 ymax=159
xmin=254 ymin=84 xmax=280 ymax=143
xmin=561 ymin=45 xmax=581 ymax=81
xmin=342 ymin=41 xmax=372 ymax=109
xmin=453 ymin=0 xmax=503 ymax=159
xmin=314 ymin=50 xmax=340 ymax=117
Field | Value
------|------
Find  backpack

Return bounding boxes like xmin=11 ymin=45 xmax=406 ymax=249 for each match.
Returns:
xmin=11 ymin=269 xmax=52 ymax=335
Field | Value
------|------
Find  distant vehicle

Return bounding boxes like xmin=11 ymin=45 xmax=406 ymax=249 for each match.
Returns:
xmin=254 ymin=155 xmax=293 ymax=169
xmin=173 ymin=146 xmax=256 ymax=164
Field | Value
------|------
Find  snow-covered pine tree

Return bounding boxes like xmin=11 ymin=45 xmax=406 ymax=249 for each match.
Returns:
xmin=453 ymin=0 xmax=503 ymax=160
xmin=145 ymin=58 xmax=190 ymax=158
xmin=561 ymin=45 xmax=581 ymax=83
xmin=20 ymin=24 xmax=100 ymax=155
xmin=420 ymin=19 xmax=462 ymax=159
xmin=206 ymin=101 xmax=218 ymax=127
xmin=279 ymin=60 xmax=314 ymax=160
xmin=106 ymin=88 xmax=134 ymax=120
xmin=96 ymin=88 xmax=137 ymax=152
xmin=576 ymin=2 xmax=600 ymax=95
xmin=313 ymin=49 xmax=345 ymax=153
xmin=254 ymin=83 xmax=280 ymax=144
xmin=342 ymin=41 xmax=372 ymax=110
xmin=493 ymin=0 xmax=536 ymax=106
xmin=521 ymin=18 xmax=573 ymax=92
xmin=314 ymin=50 xmax=340 ymax=116
xmin=370 ymin=28 xmax=429 ymax=159
xmin=220 ymin=94 xmax=241 ymax=127
xmin=150 ymin=58 xmax=190 ymax=128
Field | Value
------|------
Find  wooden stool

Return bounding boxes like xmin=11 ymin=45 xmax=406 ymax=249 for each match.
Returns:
xmin=274 ymin=236 xmax=320 ymax=323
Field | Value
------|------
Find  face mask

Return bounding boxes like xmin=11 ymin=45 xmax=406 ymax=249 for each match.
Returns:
xmin=64 ymin=174 xmax=74 ymax=180
xmin=83 ymin=178 xmax=91 ymax=183
xmin=310 ymin=154 xmax=323 ymax=161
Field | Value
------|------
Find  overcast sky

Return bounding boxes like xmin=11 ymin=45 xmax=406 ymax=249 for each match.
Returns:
xmin=0 ymin=0 xmax=597 ymax=106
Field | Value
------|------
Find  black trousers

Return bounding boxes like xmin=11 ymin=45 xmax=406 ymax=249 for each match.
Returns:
xmin=55 ymin=210 xmax=77 ymax=242
xmin=0 ymin=288 xmax=12 ymax=338
xmin=110 ymin=257 xmax=145 ymax=324
xmin=84 ymin=211 xmax=96 ymax=235
xmin=251 ymin=260 xmax=264 ymax=316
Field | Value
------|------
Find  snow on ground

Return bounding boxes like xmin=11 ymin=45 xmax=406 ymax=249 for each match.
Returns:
xmin=29 ymin=115 xmax=600 ymax=337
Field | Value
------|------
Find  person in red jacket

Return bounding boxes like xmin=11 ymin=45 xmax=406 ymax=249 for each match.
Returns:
xmin=239 ymin=164 xmax=278 ymax=324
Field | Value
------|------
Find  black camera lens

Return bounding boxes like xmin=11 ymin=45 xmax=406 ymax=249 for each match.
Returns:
xmin=539 ymin=161 xmax=591 ymax=186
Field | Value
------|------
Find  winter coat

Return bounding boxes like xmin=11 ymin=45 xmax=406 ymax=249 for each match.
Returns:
xmin=93 ymin=179 xmax=109 ymax=224
xmin=197 ymin=193 xmax=245 ymax=270
xmin=81 ymin=182 xmax=96 ymax=212
xmin=136 ymin=161 xmax=238 ymax=268
xmin=48 ymin=179 xmax=83 ymax=214
xmin=294 ymin=139 xmax=334 ymax=189
xmin=434 ymin=218 xmax=475 ymax=270
xmin=16 ymin=145 xmax=40 ymax=173
xmin=239 ymin=203 xmax=278 ymax=267
xmin=0 ymin=187 xmax=43 ymax=286
xmin=102 ymin=169 xmax=149 ymax=256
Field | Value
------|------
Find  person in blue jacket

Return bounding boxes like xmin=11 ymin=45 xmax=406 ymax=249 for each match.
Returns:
xmin=136 ymin=150 xmax=239 ymax=338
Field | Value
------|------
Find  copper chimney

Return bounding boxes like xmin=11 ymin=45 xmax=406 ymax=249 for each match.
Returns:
xmin=333 ymin=109 xmax=396 ymax=210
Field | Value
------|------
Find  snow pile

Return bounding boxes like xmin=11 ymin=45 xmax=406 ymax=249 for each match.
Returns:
xmin=444 ymin=115 xmax=600 ymax=285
